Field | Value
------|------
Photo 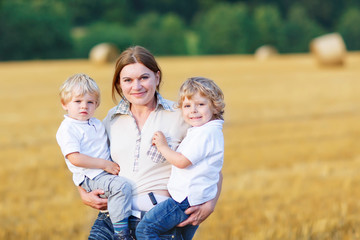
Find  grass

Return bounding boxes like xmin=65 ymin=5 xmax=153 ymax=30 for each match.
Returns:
xmin=1 ymin=52 xmax=360 ymax=239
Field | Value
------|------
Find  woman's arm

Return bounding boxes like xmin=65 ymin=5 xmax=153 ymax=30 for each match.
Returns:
xmin=77 ymin=186 xmax=108 ymax=210
xmin=152 ymin=131 xmax=192 ymax=169
xmin=178 ymin=172 xmax=223 ymax=226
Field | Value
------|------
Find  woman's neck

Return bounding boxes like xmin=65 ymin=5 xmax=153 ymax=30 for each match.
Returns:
xmin=130 ymin=99 xmax=157 ymax=130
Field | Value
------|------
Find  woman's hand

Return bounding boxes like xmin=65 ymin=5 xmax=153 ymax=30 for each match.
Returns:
xmin=178 ymin=172 xmax=223 ymax=226
xmin=77 ymin=186 xmax=108 ymax=210
xmin=178 ymin=199 xmax=215 ymax=226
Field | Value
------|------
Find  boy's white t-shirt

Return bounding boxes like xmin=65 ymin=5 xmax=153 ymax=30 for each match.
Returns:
xmin=167 ymin=119 xmax=224 ymax=206
xmin=56 ymin=115 xmax=110 ymax=186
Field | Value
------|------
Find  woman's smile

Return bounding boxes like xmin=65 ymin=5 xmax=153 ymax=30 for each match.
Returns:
xmin=119 ymin=63 xmax=159 ymax=108
xmin=131 ymin=91 xmax=146 ymax=97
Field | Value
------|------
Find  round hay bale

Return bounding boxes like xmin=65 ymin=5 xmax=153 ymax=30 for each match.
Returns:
xmin=89 ymin=43 xmax=119 ymax=64
xmin=254 ymin=45 xmax=278 ymax=61
xmin=310 ymin=33 xmax=347 ymax=66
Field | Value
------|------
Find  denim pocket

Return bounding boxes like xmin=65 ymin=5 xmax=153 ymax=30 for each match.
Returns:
xmin=158 ymin=232 xmax=176 ymax=240
xmin=96 ymin=211 xmax=110 ymax=221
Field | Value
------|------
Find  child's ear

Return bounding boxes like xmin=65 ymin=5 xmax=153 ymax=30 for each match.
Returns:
xmin=212 ymin=107 xmax=219 ymax=117
xmin=61 ymin=102 xmax=68 ymax=111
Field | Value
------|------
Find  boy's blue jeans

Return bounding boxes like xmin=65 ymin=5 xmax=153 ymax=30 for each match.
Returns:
xmin=135 ymin=198 xmax=198 ymax=240
xmin=81 ymin=172 xmax=132 ymax=224
xmin=88 ymin=211 xmax=191 ymax=240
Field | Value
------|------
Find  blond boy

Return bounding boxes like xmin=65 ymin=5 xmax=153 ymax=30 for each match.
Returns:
xmin=56 ymin=73 xmax=133 ymax=240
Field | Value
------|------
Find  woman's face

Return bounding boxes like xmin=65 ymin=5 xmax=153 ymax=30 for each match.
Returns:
xmin=119 ymin=63 xmax=160 ymax=108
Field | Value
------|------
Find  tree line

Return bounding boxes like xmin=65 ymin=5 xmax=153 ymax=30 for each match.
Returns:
xmin=0 ymin=0 xmax=359 ymax=61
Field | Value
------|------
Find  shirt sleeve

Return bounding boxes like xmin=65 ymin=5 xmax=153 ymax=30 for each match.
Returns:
xmin=56 ymin=124 xmax=81 ymax=157
xmin=179 ymin=127 xmax=224 ymax=166
xmin=178 ymin=130 xmax=209 ymax=165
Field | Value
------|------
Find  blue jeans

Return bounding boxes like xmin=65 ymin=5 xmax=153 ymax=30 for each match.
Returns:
xmin=135 ymin=198 xmax=198 ymax=240
xmin=81 ymin=172 xmax=132 ymax=223
xmin=88 ymin=211 xmax=187 ymax=240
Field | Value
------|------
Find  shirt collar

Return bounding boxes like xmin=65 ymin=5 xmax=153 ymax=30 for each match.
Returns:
xmin=64 ymin=115 xmax=95 ymax=125
xmin=187 ymin=119 xmax=224 ymax=133
xmin=111 ymin=92 xmax=174 ymax=120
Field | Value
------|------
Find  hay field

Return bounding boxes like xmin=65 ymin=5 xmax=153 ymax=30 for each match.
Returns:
xmin=1 ymin=52 xmax=360 ymax=239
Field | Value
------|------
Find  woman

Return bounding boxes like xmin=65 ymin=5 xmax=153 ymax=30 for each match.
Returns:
xmin=78 ymin=46 xmax=223 ymax=239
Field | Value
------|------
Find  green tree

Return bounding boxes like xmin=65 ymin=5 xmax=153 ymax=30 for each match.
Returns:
xmin=157 ymin=14 xmax=187 ymax=55
xmin=336 ymin=8 xmax=360 ymax=50
xmin=280 ymin=4 xmax=325 ymax=53
xmin=74 ymin=22 xmax=133 ymax=58
xmin=195 ymin=3 xmax=255 ymax=54
xmin=253 ymin=5 xmax=283 ymax=50
xmin=102 ymin=0 xmax=135 ymax=24
xmin=300 ymin=0 xmax=344 ymax=29
xmin=0 ymin=0 xmax=72 ymax=60
xmin=132 ymin=12 xmax=187 ymax=55
xmin=65 ymin=0 xmax=136 ymax=26
xmin=132 ymin=12 xmax=162 ymax=53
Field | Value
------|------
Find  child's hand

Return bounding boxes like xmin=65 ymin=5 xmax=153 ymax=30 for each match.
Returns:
xmin=103 ymin=161 xmax=120 ymax=175
xmin=152 ymin=131 xmax=168 ymax=148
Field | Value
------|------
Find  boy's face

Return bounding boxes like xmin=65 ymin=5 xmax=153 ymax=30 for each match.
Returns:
xmin=181 ymin=92 xmax=215 ymax=127
xmin=62 ymin=93 xmax=97 ymax=121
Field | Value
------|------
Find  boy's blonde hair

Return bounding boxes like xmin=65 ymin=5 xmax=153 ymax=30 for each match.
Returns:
xmin=59 ymin=73 xmax=100 ymax=107
xmin=178 ymin=77 xmax=225 ymax=120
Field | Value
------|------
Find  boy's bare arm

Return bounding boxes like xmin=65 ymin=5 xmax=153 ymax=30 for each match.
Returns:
xmin=152 ymin=131 xmax=192 ymax=169
xmin=67 ymin=152 xmax=120 ymax=175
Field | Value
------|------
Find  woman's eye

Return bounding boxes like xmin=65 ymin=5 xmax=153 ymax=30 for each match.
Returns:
xmin=184 ymin=104 xmax=190 ymax=108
